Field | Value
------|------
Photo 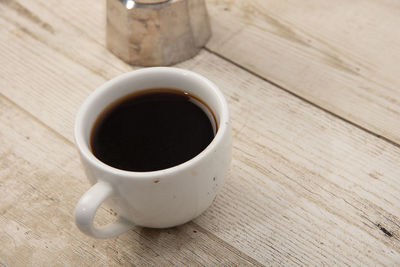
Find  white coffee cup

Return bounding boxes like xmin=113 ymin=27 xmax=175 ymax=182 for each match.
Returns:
xmin=74 ymin=67 xmax=231 ymax=238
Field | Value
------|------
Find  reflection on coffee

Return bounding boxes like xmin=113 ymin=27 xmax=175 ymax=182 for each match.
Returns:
xmin=91 ymin=89 xmax=217 ymax=172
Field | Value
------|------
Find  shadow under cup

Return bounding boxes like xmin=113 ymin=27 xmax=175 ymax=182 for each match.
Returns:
xmin=74 ymin=67 xmax=231 ymax=237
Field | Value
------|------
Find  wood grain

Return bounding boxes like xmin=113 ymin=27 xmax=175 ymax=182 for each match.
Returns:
xmin=205 ymin=0 xmax=400 ymax=144
xmin=186 ymin=53 xmax=400 ymax=265
xmin=0 ymin=94 xmax=258 ymax=266
xmin=1 ymin=0 xmax=400 ymax=265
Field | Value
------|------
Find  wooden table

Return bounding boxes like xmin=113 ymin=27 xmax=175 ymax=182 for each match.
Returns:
xmin=1 ymin=0 xmax=399 ymax=265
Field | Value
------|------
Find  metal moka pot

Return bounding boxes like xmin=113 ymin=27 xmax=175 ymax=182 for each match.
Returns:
xmin=106 ymin=0 xmax=211 ymax=66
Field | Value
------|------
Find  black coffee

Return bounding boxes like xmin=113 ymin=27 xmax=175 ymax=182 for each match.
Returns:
xmin=91 ymin=89 xmax=216 ymax=172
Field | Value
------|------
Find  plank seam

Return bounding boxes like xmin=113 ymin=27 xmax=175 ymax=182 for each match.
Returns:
xmin=0 ymin=92 xmax=263 ymax=266
xmin=204 ymin=47 xmax=400 ymax=149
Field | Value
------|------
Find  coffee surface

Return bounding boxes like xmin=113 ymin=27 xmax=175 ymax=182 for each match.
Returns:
xmin=91 ymin=89 xmax=216 ymax=172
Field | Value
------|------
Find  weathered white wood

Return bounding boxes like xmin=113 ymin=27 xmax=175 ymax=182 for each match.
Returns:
xmin=186 ymin=54 xmax=400 ymax=266
xmin=0 ymin=96 xmax=257 ymax=266
xmin=16 ymin=0 xmax=400 ymax=142
xmin=0 ymin=0 xmax=400 ymax=265
xmin=205 ymin=0 xmax=400 ymax=144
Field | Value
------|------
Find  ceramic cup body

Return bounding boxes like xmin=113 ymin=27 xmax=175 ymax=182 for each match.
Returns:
xmin=74 ymin=67 xmax=231 ymax=238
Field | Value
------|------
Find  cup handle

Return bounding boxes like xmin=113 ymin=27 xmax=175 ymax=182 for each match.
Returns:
xmin=74 ymin=181 xmax=134 ymax=238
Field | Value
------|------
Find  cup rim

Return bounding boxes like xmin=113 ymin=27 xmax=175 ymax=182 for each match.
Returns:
xmin=74 ymin=67 xmax=229 ymax=179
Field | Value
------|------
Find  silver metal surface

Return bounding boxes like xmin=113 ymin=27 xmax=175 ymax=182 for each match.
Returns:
xmin=107 ymin=0 xmax=211 ymax=66
xmin=134 ymin=0 xmax=170 ymax=4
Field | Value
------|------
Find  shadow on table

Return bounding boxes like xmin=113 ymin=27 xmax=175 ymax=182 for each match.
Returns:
xmin=113 ymin=221 xmax=203 ymax=263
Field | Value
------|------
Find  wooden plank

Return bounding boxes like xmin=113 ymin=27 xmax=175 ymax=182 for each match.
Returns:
xmin=18 ymin=0 xmax=400 ymax=146
xmin=0 ymin=7 xmax=259 ymax=264
xmin=187 ymin=53 xmax=400 ymax=265
xmin=0 ymin=3 xmax=111 ymax=141
xmin=1 ymin=0 xmax=400 ymax=265
xmin=204 ymin=0 xmax=400 ymax=144
xmin=0 ymin=95 xmax=258 ymax=266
